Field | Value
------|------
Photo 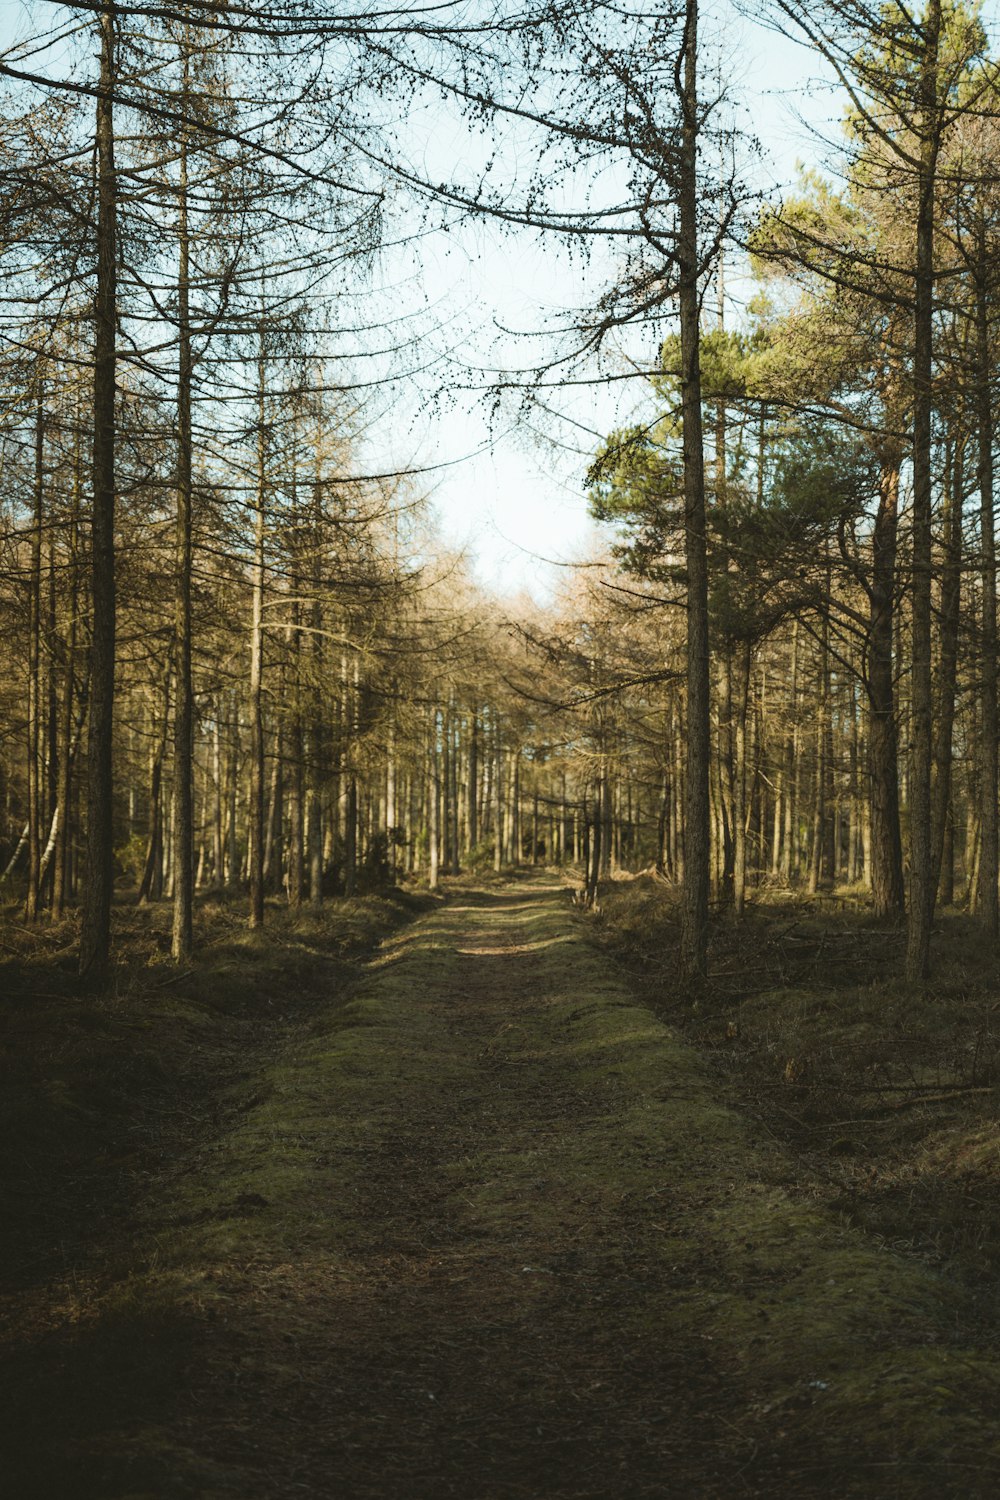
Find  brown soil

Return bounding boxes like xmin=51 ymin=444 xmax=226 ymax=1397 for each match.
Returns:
xmin=3 ymin=879 xmax=1000 ymax=1498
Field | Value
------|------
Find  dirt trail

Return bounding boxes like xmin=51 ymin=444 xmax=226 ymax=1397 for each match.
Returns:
xmin=9 ymin=880 xmax=1000 ymax=1498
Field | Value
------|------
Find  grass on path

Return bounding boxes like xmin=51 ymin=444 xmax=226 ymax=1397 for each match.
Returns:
xmin=4 ymin=878 xmax=1000 ymax=1498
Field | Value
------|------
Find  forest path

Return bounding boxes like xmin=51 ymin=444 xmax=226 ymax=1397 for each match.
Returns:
xmin=14 ymin=879 xmax=1000 ymax=1497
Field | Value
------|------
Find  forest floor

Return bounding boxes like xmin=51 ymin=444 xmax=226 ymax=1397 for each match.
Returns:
xmin=3 ymin=875 xmax=1000 ymax=1498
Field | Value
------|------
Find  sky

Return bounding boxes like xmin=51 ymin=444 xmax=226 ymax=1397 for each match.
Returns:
xmin=414 ymin=7 xmax=847 ymax=602
xmin=6 ymin=0 xmax=995 ymax=602
xmin=0 ymin=0 xmax=838 ymax=604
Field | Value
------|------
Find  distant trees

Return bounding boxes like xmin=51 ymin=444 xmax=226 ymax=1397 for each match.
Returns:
xmin=436 ymin=0 xmax=742 ymax=976
xmin=0 ymin=0 xmax=398 ymax=968
xmin=576 ymin=0 xmax=1000 ymax=968
xmin=4 ymin=0 xmax=1000 ymax=992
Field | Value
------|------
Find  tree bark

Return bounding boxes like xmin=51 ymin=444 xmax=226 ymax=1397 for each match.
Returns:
xmin=248 ymin=341 xmax=267 ymax=931
xmin=172 ymin=113 xmax=194 ymax=959
xmin=467 ymin=710 xmax=479 ymax=852
xmin=931 ymin=430 xmax=962 ymax=905
xmin=26 ymin=386 xmax=44 ymax=920
xmin=905 ymin=0 xmax=941 ymax=983
xmin=679 ymin=0 xmax=710 ymax=983
xmin=428 ymin=711 xmax=440 ymax=890
xmin=867 ymin=449 xmax=906 ymax=917
xmin=52 ymin=428 xmax=81 ymax=919
xmin=80 ymin=0 xmax=118 ymax=981
xmin=732 ymin=641 xmax=751 ymax=916
xmin=976 ymin=223 xmax=998 ymax=935
xmin=493 ymin=723 xmax=503 ymax=873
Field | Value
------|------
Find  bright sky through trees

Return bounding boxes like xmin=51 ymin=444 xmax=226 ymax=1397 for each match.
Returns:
xmin=0 ymin=0 xmax=869 ymax=599
xmin=4 ymin=0 xmax=996 ymax=601
xmin=419 ymin=4 xmax=848 ymax=598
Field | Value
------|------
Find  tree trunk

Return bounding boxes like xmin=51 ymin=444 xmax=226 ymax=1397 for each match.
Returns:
xmin=905 ymin=0 xmax=941 ymax=982
xmin=172 ymin=119 xmax=194 ymax=959
xmin=780 ymin=622 xmax=798 ymax=885
xmin=385 ymin=717 xmax=397 ymax=882
xmin=584 ymin=792 xmax=601 ymax=907
xmin=931 ymin=430 xmax=962 ymax=905
xmin=307 ymin=788 xmax=323 ymax=908
xmin=80 ymin=0 xmax=118 ymax=981
xmin=976 ymin=225 xmax=998 ymax=935
xmin=467 ymin=710 xmax=479 ymax=852
xmin=732 ymin=642 xmax=751 ymax=917
xmin=679 ymin=0 xmax=710 ymax=983
xmin=344 ymin=775 xmax=358 ymax=894
xmin=263 ymin=729 xmax=282 ymax=890
xmin=808 ymin=655 xmax=828 ymax=897
xmin=868 ymin=451 xmax=906 ymax=918
xmin=428 ymin=712 xmax=440 ymax=891
xmin=248 ymin=335 xmax=267 ymax=930
xmin=52 ymin=431 xmax=81 ymax=920
xmin=226 ymin=697 xmax=239 ymax=889
xmin=26 ymin=387 xmax=44 ymax=920
xmin=287 ymin=599 xmax=305 ymax=906
xmin=450 ymin=709 xmax=461 ymax=872
xmin=599 ymin=751 xmax=612 ymax=878
xmin=493 ymin=727 xmax=503 ymax=873
xmin=441 ymin=703 xmax=452 ymax=874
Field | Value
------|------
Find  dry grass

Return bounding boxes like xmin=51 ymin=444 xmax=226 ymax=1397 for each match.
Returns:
xmin=590 ymin=874 xmax=1000 ymax=1296
xmin=0 ymin=889 xmax=427 ymax=1281
xmin=5 ymin=877 xmax=1000 ymax=1498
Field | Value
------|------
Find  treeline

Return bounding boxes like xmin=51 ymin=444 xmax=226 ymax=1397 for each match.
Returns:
xmin=4 ymin=0 xmax=1000 ymax=990
xmin=0 ymin=0 xmax=434 ymax=972
xmin=0 ymin=425 xmax=596 ymax=920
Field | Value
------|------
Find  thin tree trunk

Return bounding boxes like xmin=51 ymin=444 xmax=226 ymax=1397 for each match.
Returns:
xmin=172 ymin=115 xmax=194 ymax=959
xmin=467 ymin=710 xmax=479 ymax=851
xmin=248 ymin=333 xmax=267 ymax=930
xmin=733 ymin=642 xmax=751 ymax=917
xmin=494 ymin=727 xmax=503 ymax=873
xmin=584 ymin=791 xmax=601 ymax=907
xmin=227 ymin=698 xmax=239 ymax=889
xmin=780 ymin=622 xmax=798 ymax=885
xmin=344 ymin=775 xmax=358 ymax=894
xmin=976 ymin=225 xmax=998 ymax=935
xmin=52 ymin=432 xmax=81 ymax=920
xmin=808 ymin=678 xmax=827 ymax=895
xmin=263 ymin=728 xmax=282 ymax=889
xmin=211 ymin=714 xmax=223 ymax=885
xmin=80 ymin=0 xmax=118 ymax=981
xmin=42 ymin=485 xmax=59 ymax=909
xmin=137 ymin=674 xmax=171 ymax=905
xmin=868 ymin=451 xmax=906 ymax=917
xmin=307 ymin=789 xmax=322 ymax=908
xmin=599 ymin=750 xmax=612 ymax=878
xmin=441 ymin=702 xmax=452 ymax=874
xmin=26 ymin=387 xmax=44 ymax=920
xmin=905 ymin=0 xmax=941 ymax=982
xmin=931 ymin=430 xmax=962 ymax=904
xmin=385 ymin=717 xmax=397 ymax=881
xmin=306 ymin=469 xmax=324 ymax=910
xmin=679 ymin=0 xmax=710 ymax=983
xmin=450 ymin=707 xmax=460 ymax=872
xmin=428 ymin=712 xmax=440 ymax=891
xmin=287 ymin=602 xmax=305 ymax=906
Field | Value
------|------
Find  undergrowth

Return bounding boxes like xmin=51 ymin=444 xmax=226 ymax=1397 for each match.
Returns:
xmin=0 ymin=888 xmax=428 ymax=1289
xmin=4 ymin=876 xmax=1000 ymax=1496
xmin=589 ymin=874 xmax=1000 ymax=1303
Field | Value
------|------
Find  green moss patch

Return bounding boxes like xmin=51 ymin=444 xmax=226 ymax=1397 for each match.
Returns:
xmin=5 ymin=878 xmax=1000 ymax=1496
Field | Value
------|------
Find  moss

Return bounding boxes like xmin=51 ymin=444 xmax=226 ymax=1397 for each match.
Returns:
xmin=7 ymin=877 xmax=1000 ymax=1496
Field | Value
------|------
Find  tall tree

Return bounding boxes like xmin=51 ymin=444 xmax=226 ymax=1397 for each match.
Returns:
xmin=79 ymin=0 xmax=118 ymax=980
xmin=677 ymin=0 xmax=710 ymax=980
